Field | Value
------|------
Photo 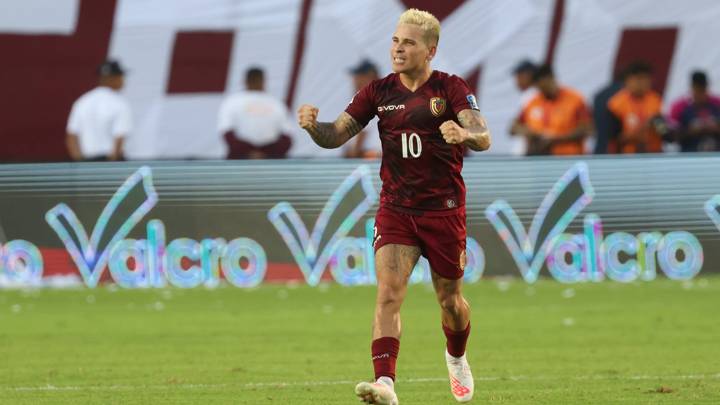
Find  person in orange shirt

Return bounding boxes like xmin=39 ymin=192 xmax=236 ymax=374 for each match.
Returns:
xmin=607 ymin=62 xmax=664 ymax=153
xmin=511 ymin=65 xmax=591 ymax=155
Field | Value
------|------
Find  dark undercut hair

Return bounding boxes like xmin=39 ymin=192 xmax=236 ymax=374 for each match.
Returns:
xmin=246 ymin=67 xmax=264 ymax=84
xmin=691 ymin=70 xmax=708 ymax=89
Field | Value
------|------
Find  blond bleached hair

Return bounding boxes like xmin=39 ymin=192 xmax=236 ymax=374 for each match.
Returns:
xmin=398 ymin=8 xmax=440 ymax=46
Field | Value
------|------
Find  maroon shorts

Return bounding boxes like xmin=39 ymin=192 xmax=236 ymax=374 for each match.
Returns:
xmin=373 ymin=205 xmax=467 ymax=280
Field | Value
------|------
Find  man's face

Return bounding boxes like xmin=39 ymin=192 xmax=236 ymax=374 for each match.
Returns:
xmin=108 ymin=75 xmax=124 ymax=90
xmin=353 ymin=72 xmax=377 ymax=91
xmin=390 ymin=23 xmax=435 ymax=74
xmin=626 ymin=73 xmax=652 ymax=96
xmin=692 ymin=84 xmax=708 ymax=103
xmin=100 ymin=74 xmax=125 ymax=90
xmin=515 ymin=71 xmax=533 ymax=91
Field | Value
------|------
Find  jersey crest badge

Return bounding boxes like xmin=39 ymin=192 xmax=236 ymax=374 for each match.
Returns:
xmin=430 ymin=97 xmax=446 ymax=117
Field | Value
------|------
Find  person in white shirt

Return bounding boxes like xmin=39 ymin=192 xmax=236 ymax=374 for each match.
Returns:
xmin=66 ymin=60 xmax=132 ymax=161
xmin=218 ymin=67 xmax=293 ymax=159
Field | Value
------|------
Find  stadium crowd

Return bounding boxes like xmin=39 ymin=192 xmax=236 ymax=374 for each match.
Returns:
xmin=509 ymin=59 xmax=720 ymax=156
xmin=66 ymin=58 xmax=720 ymax=161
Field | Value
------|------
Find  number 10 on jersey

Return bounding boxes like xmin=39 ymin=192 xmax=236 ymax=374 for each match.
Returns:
xmin=401 ymin=132 xmax=422 ymax=158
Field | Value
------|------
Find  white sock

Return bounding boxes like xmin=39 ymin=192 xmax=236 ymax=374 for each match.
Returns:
xmin=376 ymin=376 xmax=394 ymax=389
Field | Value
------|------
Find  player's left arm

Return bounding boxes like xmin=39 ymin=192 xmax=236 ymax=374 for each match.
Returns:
xmin=440 ymin=109 xmax=491 ymax=151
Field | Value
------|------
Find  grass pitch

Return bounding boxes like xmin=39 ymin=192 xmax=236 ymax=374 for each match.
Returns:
xmin=1 ymin=277 xmax=719 ymax=404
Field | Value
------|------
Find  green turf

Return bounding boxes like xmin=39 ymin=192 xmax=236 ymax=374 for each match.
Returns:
xmin=1 ymin=276 xmax=719 ymax=404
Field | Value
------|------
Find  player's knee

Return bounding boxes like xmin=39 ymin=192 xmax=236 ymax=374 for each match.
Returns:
xmin=377 ymin=294 xmax=402 ymax=310
xmin=377 ymin=289 xmax=403 ymax=311
xmin=438 ymin=294 xmax=465 ymax=316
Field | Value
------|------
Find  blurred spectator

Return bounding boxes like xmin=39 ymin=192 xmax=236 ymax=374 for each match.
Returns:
xmin=513 ymin=59 xmax=538 ymax=105
xmin=66 ymin=60 xmax=131 ymax=161
xmin=508 ymin=59 xmax=537 ymax=155
xmin=592 ymin=69 xmax=624 ymax=154
xmin=218 ymin=67 xmax=293 ymax=159
xmin=511 ymin=65 xmax=591 ymax=156
xmin=668 ymin=70 xmax=720 ymax=152
xmin=343 ymin=59 xmax=382 ymax=158
xmin=607 ymin=62 xmax=663 ymax=153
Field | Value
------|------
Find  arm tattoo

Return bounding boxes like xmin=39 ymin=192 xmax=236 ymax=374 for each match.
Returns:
xmin=457 ymin=109 xmax=491 ymax=151
xmin=307 ymin=112 xmax=364 ymax=149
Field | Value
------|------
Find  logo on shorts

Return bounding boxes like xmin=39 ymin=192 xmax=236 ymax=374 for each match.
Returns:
xmin=459 ymin=250 xmax=467 ymax=271
xmin=446 ymin=198 xmax=457 ymax=208
xmin=430 ymin=97 xmax=446 ymax=117
xmin=373 ymin=226 xmax=382 ymax=248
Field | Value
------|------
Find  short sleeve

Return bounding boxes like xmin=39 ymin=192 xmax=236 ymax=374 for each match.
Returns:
xmin=112 ymin=101 xmax=132 ymax=138
xmin=711 ymin=96 xmax=720 ymax=108
xmin=66 ymin=101 xmax=81 ymax=134
xmin=517 ymin=102 xmax=531 ymax=124
xmin=668 ymin=98 xmax=686 ymax=126
xmin=217 ymin=97 xmax=234 ymax=133
xmin=344 ymin=82 xmax=375 ymax=128
xmin=447 ymin=75 xmax=480 ymax=114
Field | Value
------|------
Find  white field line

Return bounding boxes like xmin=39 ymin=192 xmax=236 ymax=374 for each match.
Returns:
xmin=3 ymin=373 xmax=720 ymax=392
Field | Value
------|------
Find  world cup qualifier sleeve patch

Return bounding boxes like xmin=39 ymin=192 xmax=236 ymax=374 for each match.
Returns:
xmin=466 ymin=95 xmax=480 ymax=111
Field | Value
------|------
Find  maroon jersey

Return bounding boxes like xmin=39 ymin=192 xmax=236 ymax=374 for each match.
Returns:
xmin=345 ymin=70 xmax=480 ymax=212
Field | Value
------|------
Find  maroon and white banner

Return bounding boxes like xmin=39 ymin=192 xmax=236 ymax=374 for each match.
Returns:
xmin=3 ymin=0 xmax=720 ymax=160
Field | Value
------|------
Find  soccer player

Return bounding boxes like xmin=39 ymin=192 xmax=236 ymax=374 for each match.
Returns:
xmin=297 ymin=9 xmax=491 ymax=404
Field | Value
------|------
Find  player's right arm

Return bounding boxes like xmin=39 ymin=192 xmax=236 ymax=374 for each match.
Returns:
xmin=297 ymin=105 xmax=364 ymax=149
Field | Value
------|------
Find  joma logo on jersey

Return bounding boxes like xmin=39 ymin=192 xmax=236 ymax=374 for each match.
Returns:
xmin=378 ymin=104 xmax=405 ymax=112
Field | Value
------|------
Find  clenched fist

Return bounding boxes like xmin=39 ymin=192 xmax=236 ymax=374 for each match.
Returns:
xmin=440 ymin=120 xmax=468 ymax=145
xmin=298 ymin=104 xmax=319 ymax=130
